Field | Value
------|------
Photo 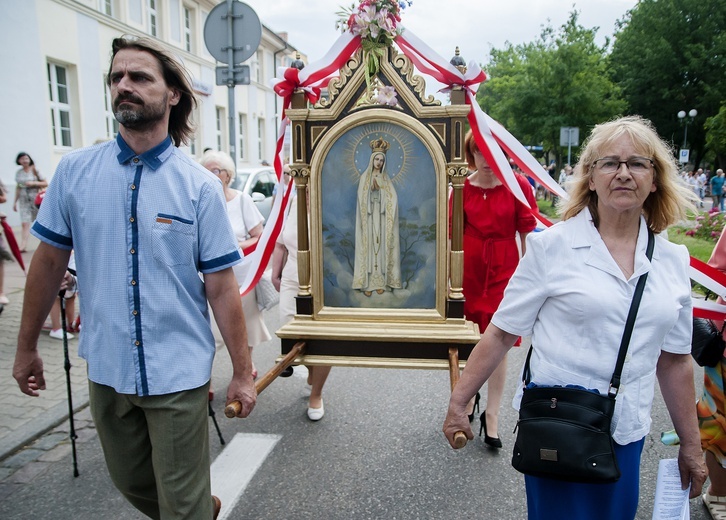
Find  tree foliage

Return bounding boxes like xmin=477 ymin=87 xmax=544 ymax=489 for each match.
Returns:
xmin=609 ymin=0 xmax=726 ymax=167
xmin=705 ymin=105 xmax=726 ymax=170
xmin=476 ymin=10 xmax=625 ymax=167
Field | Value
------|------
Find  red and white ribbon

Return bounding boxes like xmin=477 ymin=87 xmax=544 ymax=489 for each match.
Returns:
xmin=238 ymin=33 xmax=362 ymax=296
xmin=396 ymin=30 xmax=553 ymax=227
xmin=690 ymin=257 xmax=726 ymax=319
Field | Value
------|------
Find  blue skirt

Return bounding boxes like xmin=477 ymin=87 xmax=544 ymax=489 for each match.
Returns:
xmin=524 ymin=438 xmax=645 ymax=520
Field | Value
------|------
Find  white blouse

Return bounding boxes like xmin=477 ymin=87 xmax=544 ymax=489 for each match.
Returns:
xmin=492 ymin=208 xmax=692 ymax=444
xmin=226 ymin=190 xmax=264 ymax=243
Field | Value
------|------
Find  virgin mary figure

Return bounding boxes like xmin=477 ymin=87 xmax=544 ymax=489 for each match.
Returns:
xmin=352 ymin=138 xmax=402 ymax=296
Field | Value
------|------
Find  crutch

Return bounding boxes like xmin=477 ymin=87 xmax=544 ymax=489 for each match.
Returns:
xmin=59 ymin=285 xmax=79 ymax=477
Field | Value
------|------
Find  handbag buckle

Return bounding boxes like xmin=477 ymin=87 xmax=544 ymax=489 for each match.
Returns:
xmin=540 ymin=449 xmax=558 ymax=462
xmin=550 ymin=398 xmax=557 ymax=409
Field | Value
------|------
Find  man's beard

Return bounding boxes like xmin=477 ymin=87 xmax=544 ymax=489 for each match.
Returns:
xmin=113 ymin=93 xmax=168 ymax=131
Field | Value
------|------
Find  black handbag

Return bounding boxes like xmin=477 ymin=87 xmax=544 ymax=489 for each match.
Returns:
xmin=692 ymin=317 xmax=725 ymax=367
xmin=511 ymin=229 xmax=654 ymax=483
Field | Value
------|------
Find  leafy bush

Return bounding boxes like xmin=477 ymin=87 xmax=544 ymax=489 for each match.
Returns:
xmin=677 ymin=210 xmax=726 ymax=241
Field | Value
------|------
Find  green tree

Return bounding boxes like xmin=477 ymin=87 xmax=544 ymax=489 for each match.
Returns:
xmin=609 ymin=0 xmax=726 ymax=167
xmin=705 ymin=105 xmax=726 ymax=170
xmin=477 ymin=10 xmax=625 ymax=169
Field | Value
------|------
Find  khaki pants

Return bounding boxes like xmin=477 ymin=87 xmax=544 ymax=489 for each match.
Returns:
xmin=89 ymin=381 xmax=213 ymax=520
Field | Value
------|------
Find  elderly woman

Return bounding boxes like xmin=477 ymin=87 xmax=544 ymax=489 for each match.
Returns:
xmin=443 ymin=116 xmax=706 ymax=519
xmin=200 ymin=151 xmax=270 ymax=379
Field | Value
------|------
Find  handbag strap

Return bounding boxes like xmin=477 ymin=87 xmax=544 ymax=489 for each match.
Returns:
xmin=522 ymin=228 xmax=655 ymax=398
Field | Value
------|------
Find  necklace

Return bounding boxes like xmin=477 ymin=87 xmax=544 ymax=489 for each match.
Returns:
xmin=612 ymin=256 xmax=633 ymax=278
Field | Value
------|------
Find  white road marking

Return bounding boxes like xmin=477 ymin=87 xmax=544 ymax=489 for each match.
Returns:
xmin=211 ymin=432 xmax=281 ymax=519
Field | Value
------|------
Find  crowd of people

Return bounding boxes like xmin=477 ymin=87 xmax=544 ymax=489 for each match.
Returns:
xmin=4 ymin=32 xmax=726 ymax=520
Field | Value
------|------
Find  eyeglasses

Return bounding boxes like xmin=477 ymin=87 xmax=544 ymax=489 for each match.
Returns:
xmin=591 ymin=156 xmax=654 ymax=175
xmin=210 ymin=168 xmax=228 ymax=176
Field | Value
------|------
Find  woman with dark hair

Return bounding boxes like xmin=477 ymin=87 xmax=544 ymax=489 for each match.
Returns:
xmin=13 ymin=152 xmax=47 ymax=251
xmin=444 ymin=116 xmax=706 ymax=519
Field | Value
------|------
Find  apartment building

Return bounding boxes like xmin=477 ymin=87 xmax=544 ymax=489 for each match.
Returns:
xmin=0 ymin=0 xmax=301 ymax=227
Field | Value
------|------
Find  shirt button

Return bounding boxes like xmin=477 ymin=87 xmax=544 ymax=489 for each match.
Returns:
xmin=131 ymin=280 xmax=137 ymax=286
xmin=129 ymin=217 xmax=135 ymax=223
xmin=130 ymin=184 xmax=136 ymax=190
xmin=130 ymin=248 xmax=135 ymax=254
xmin=135 ymin=340 xmax=140 ymax=346
xmin=133 ymin=158 xmax=139 ymax=163
xmin=132 ymin=310 xmax=138 ymax=316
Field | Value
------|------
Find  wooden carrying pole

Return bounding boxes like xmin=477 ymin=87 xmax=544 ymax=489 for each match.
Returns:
xmin=448 ymin=347 xmax=468 ymax=448
xmin=225 ymin=341 xmax=307 ymax=418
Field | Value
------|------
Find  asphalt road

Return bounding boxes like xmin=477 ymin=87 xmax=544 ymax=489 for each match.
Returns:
xmin=0 ymin=307 xmax=712 ymax=519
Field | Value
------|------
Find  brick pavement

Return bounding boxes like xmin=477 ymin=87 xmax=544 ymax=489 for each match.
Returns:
xmin=0 ymin=232 xmax=90 ymax=473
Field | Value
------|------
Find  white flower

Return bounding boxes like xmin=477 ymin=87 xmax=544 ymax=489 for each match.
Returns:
xmin=376 ymin=85 xmax=398 ymax=106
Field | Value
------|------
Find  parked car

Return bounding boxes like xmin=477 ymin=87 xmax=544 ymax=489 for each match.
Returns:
xmin=230 ymin=167 xmax=277 ymax=220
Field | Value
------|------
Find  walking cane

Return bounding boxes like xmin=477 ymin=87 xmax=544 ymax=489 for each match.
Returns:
xmin=208 ymin=402 xmax=225 ymax=445
xmin=59 ymin=288 xmax=79 ymax=477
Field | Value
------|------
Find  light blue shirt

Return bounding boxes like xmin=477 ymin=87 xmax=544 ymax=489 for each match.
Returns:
xmin=32 ymin=135 xmax=241 ymax=396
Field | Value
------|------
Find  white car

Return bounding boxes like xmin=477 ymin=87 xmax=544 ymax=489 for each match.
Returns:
xmin=230 ymin=167 xmax=277 ymax=220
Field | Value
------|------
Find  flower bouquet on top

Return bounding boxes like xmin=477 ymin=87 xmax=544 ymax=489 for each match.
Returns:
xmin=336 ymin=1 xmax=413 ymax=95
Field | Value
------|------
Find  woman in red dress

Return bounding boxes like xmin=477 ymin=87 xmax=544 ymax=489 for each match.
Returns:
xmin=457 ymin=130 xmax=536 ymax=447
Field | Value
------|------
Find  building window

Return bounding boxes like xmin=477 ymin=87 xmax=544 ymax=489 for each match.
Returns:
xmin=216 ymin=107 xmax=225 ymax=152
xmin=238 ymin=113 xmax=246 ymax=162
xmin=103 ymin=80 xmax=119 ymax=139
xmin=148 ymin=0 xmax=158 ymax=37
xmin=255 ymin=50 xmax=263 ymax=83
xmin=183 ymin=6 xmax=193 ymax=52
xmin=257 ymin=117 xmax=265 ymax=162
xmin=99 ymin=0 xmax=113 ymax=16
xmin=48 ymin=63 xmax=72 ymax=147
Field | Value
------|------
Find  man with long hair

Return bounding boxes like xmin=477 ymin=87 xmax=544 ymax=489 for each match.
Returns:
xmin=13 ymin=36 xmax=256 ymax=519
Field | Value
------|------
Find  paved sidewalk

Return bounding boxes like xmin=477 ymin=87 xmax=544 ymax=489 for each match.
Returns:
xmin=0 ymin=233 xmax=89 ymax=465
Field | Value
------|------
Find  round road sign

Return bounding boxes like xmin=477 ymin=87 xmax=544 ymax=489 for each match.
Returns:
xmin=204 ymin=1 xmax=261 ymax=65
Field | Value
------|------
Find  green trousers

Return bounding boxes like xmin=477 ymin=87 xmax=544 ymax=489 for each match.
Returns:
xmin=89 ymin=380 xmax=213 ymax=519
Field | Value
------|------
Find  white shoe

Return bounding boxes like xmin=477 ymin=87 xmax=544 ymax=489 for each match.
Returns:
xmin=50 ymin=329 xmax=74 ymax=340
xmin=0 ymin=294 xmax=8 ymax=305
xmin=292 ymin=365 xmax=309 ymax=379
xmin=307 ymin=401 xmax=324 ymax=421
xmin=703 ymin=492 xmax=726 ymax=520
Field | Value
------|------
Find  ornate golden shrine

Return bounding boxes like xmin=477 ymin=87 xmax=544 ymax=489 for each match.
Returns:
xmin=275 ymin=46 xmax=481 ymax=371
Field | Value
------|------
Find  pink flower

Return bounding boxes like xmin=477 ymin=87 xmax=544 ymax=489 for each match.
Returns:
xmin=686 ymin=229 xmax=696 ymax=236
xmin=696 ymin=215 xmax=705 ymax=221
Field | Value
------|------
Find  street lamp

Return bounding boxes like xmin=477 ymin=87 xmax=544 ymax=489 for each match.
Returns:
xmin=677 ymin=108 xmax=698 ymax=149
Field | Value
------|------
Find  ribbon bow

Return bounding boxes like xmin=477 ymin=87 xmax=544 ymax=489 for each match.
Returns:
xmin=273 ymin=67 xmax=323 ymax=109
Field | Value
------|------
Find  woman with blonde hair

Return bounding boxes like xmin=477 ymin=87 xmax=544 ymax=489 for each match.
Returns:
xmin=444 ymin=116 xmax=705 ymax=519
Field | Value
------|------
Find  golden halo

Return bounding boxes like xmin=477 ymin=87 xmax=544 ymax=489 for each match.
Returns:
xmin=342 ymin=122 xmax=415 ymax=187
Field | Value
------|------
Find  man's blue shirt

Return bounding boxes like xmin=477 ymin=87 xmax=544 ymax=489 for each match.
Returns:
xmin=711 ymin=175 xmax=725 ymax=197
xmin=32 ymin=135 xmax=241 ymax=396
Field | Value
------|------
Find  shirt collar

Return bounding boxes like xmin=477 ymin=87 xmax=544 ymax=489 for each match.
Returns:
xmin=570 ymin=207 xmax=656 ymax=279
xmin=116 ymin=134 xmax=173 ymax=170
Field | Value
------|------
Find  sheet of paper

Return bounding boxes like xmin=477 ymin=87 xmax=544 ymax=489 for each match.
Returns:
xmin=652 ymin=458 xmax=690 ymax=520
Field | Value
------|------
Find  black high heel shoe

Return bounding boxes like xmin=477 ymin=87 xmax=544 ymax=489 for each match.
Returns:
xmin=467 ymin=392 xmax=481 ymax=422
xmin=479 ymin=410 xmax=502 ymax=448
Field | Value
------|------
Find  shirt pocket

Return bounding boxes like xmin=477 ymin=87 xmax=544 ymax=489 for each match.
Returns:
xmin=152 ymin=214 xmax=195 ymax=266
